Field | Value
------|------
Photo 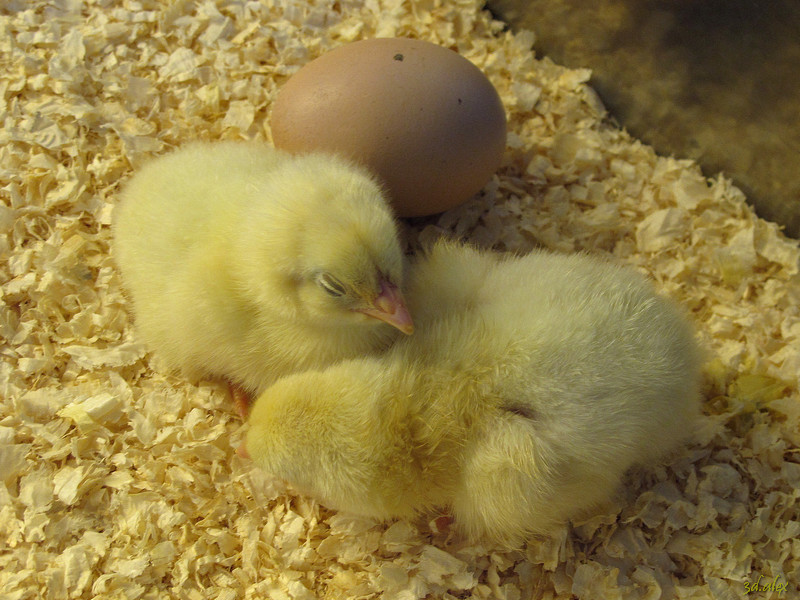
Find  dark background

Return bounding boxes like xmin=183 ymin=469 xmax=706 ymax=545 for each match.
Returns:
xmin=488 ymin=0 xmax=800 ymax=238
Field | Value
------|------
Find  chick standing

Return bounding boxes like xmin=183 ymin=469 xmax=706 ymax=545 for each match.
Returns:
xmin=244 ymin=241 xmax=702 ymax=547
xmin=113 ymin=142 xmax=413 ymax=403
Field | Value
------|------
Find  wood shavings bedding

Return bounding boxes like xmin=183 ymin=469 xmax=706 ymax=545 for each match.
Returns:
xmin=1 ymin=1 xmax=798 ymax=598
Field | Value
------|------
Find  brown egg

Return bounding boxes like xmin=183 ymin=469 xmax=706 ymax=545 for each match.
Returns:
xmin=270 ymin=38 xmax=507 ymax=217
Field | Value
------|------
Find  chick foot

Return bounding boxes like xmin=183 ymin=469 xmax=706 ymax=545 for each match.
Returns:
xmin=434 ymin=514 xmax=454 ymax=533
xmin=227 ymin=381 xmax=252 ymax=421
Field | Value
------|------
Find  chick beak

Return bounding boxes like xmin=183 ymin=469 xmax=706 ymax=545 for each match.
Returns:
xmin=358 ymin=280 xmax=414 ymax=334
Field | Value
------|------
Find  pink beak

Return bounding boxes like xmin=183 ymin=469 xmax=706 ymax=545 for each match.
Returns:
xmin=357 ymin=280 xmax=414 ymax=335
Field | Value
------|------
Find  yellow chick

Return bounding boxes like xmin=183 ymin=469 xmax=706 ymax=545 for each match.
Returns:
xmin=113 ymin=141 xmax=413 ymax=401
xmin=244 ymin=241 xmax=702 ymax=547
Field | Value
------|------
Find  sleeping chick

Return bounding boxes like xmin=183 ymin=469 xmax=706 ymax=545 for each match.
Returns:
xmin=243 ymin=240 xmax=702 ymax=547
xmin=112 ymin=141 xmax=413 ymax=401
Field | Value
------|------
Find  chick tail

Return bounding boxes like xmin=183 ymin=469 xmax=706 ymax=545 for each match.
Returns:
xmin=358 ymin=280 xmax=414 ymax=334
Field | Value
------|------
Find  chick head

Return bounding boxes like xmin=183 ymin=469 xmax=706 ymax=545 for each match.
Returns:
xmin=289 ymin=154 xmax=414 ymax=334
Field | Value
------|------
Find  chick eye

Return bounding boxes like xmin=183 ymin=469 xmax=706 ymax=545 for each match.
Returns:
xmin=502 ymin=403 xmax=537 ymax=420
xmin=317 ymin=273 xmax=347 ymax=297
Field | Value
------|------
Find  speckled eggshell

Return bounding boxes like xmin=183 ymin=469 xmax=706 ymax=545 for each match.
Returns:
xmin=270 ymin=38 xmax=507 ymax=217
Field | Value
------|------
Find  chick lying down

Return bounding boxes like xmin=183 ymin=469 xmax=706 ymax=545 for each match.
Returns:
xmin=245 ymin=242 xmax=702 ymax=547
xmin=112 ymin=141 xmax=412 ymax=405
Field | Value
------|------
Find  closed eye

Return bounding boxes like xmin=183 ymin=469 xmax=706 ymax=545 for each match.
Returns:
xmin=317 ymin=273 xmax=347 ymax=297
xmin=502 ymin=403 xmax=537 ymax=420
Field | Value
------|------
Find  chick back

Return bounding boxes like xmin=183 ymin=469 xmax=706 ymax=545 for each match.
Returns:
xmin=400 ymin=242 xmax=702 ymax=544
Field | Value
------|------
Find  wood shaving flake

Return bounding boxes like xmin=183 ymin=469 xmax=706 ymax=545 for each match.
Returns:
xmin=2 ymin=0 xmax=799 ymax=598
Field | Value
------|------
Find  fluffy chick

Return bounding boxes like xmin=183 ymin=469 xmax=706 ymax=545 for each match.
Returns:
xmin=113 ymin=141 xmax=413 ymax=399
xmin=244 ymin=241 xmax=702 ymax=547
